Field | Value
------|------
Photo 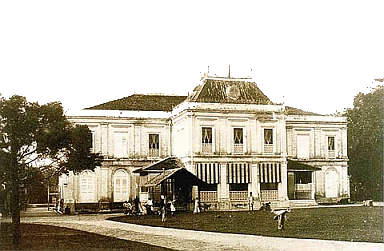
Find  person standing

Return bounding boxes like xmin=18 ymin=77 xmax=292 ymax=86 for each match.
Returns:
xmin=248 ymin=192 xmax=254 ymax=211
xmin=134 ymin=196 xmax=140 ymax=215
xmin=170 ymin=200 xmax=176 ymax=216
xmin=160 ymin=195 xmax=166 ymax=221
xmin=146 ymin=198 xmax=153 ymax=215
xmin=193 ymin=197 xmax=200 ymax=214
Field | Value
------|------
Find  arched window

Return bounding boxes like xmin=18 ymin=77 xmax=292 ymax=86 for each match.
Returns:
xmin=114 ymin=169 xmax=129 ymax=202
xmin=80 ymin=171 xmax=95 ymax=202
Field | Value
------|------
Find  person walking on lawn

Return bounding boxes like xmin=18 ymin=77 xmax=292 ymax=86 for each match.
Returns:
xmin=273 ymin=208 xmax=290 ymax=230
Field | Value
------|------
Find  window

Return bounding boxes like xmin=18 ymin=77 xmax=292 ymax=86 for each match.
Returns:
xmin=295 ymin=171 xmax=312 ymax=184
xmin=264 ymin=129 xmax=273 ymax=144
xmin=328 ymin=136 xmax=335 ymax=158
xmin=201 ymin=127 xmax=213 ymax=154
xmin=260 ymin=183 xmax=278 ymax=190
xmin=114 ymin=132 xmax=128 ymax=158
xmin=234 ymin=128 xmax=243 ymax=144
xmin=80 ymin=171 xmax=95 ymax=202
xmin=114 ymin=169 xmax=129 ymax=202
xmin=233 ymin=128 xmax=244 ymax=154
xmin=89 ymin=131 xmax=95 ymax=152
xmin=149 ymin=134 xmax=159 ymax=157
xmin=328 ymin=137 xmax=335 ymax=150
xmin=297 ymin=134 xmax=310 ymax=159
xmin=264 ymin=129 xmax=273 ymax=153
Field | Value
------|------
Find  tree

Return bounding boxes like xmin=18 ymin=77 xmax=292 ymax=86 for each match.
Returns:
xmin=0 ymin=95 xmax=102 ymax=248
xmin=347 ymin=84 xmax=384 ymax=201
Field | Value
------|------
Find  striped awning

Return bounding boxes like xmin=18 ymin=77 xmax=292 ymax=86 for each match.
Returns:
xmin=196 ymin=163 xmax=220 ymax=184
xmin=259 ymin=163 xmax=281 ymax=183
xmin=227 ymin=163 xmax=250 ymax=184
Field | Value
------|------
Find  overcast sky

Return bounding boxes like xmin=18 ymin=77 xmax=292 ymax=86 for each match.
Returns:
xmin=0 ymin=1 xmax=382 ymax=115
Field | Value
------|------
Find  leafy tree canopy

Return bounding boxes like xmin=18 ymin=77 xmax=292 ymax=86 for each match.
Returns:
xmin=347 ymin=85 xmax=384 ymax=201
xmin=0 ymin=94 xmax=102 ymax=247
xmin=0 ymin=95 xmax=102 ymax=182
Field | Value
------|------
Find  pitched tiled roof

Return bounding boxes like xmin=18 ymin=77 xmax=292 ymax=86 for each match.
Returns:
xmin=188 ymin=78 xmax=273 ymax=105
xmin=85 ymin=94 xmax=187 ymax=112
xmin=285 ymin=106 xmax=322 ymax=116
xmin=133 ymin=157 xmax=185 ymax=173
xmin=144 ymin=167 xmax=205 ymax=187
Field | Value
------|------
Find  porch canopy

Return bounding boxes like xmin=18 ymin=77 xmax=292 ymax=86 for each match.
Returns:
xmin=133 ymin=156 xmax=185 ymax=174
xmin=144 ymin=167 xmax=205 ymax=187
xmin=287 ymin=159 xmax=321 ymax=171
xmin=133 ymin=156 xmax=205 ymax=187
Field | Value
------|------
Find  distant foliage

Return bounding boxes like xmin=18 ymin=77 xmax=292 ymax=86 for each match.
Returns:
xmin=347 ymin=85 xmax=384 ymax=201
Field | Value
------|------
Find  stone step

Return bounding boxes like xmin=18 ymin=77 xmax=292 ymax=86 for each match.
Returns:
xmin=289 ymin=200 xmax=318 ymax=208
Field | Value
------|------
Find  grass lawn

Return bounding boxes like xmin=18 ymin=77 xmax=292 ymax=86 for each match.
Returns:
xmin=0 ymin=223 xmax=173 ymax=251
xmin=108 ymin=206 xmax=384 ymax=243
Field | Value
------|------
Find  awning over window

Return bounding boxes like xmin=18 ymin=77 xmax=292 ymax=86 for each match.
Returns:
xmin=259 ymin=163 xmax=281 ymax=183
xmin=227 ymin=163 xmax=250 ymax=184
xmin=196 ymin=163 xmax=220 ymax=184
xmin=287 ymin=159 xmax=321 ymax=171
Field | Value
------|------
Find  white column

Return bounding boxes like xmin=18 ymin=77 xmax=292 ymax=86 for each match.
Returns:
xmin=218 ymin=163 xmax=230 ymax=210
xmin=250 ymin=163 xmax=259 ymax=198
xmin=279 ymin=161 xmax=288 ymax=200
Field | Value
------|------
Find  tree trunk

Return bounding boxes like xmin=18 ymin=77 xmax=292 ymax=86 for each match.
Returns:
xmin=11 ymin=147 xmax=21 ymax=249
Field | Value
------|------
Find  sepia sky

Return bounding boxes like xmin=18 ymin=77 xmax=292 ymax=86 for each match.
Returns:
xmin=0 ymin=1 xmax=383 ymax=116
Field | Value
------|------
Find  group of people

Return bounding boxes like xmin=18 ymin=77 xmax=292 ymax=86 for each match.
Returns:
xmin=123 ymin=196 xmax=148 ymax=216
xmin=123 ymin=195 xmax=177 ymax=221
xmin=159 ymin=195 xmax=177 ymax=221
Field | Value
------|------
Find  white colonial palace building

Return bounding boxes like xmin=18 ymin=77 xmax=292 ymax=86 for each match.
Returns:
xmin=59 ymin=76 xmax=349 ymax=212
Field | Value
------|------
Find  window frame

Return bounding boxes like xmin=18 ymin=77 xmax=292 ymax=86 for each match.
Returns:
xmin=201 ymin=126 xmax=215 ymax=154
xmin=148 ymin=133 xmax=160 ymax=157
xmin=262 ymin=128 xmax=275 ymax=154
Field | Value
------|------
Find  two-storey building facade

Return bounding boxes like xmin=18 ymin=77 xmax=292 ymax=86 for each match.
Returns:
xmin=59 ymin=76 xmax=349 ymax=211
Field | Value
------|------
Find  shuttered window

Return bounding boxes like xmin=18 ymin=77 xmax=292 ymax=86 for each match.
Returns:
xmin=196 ymin=163 xmax=220 ymax=184
xmin=227 ymin=163 xmax=250 ymax=184
xmin=259 ymin=163 xmax=281 ymax=183
xmin=114 ymin=132 xmax=128 ymax=158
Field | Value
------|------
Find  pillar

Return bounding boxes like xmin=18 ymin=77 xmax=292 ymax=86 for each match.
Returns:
xmin=217 ymin=163 xmax=230 ymax=210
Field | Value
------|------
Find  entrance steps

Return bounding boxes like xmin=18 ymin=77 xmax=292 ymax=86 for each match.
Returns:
xmin=289 ymin=200 xmax=318 ymax=208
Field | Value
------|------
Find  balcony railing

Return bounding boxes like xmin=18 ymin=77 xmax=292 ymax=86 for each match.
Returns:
xmin=264 ymin=144 xmax=273 ymax=153
xmin=200 ymin=191 xmax=217 ymax=202
xmin=229 ymin=191 xmax=248 ymax=201
xmin=260 ymin=190 xmax=278 ymax=202
xmin=233 ymin=144 xmax=244 ymax=154
xmin=294 ymin=183 xmax=313 ymax=200
xmin=149 ymin=148 xmax=159 ymax=158
xmin=328 ymin=150 xmax=335 ymax=158
xmin=202 ymin=143 xmax=213 ymax=154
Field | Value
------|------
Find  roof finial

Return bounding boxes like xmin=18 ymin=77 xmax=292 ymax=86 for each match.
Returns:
xmin=228 ymin=65 xmax=231 ymax=78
